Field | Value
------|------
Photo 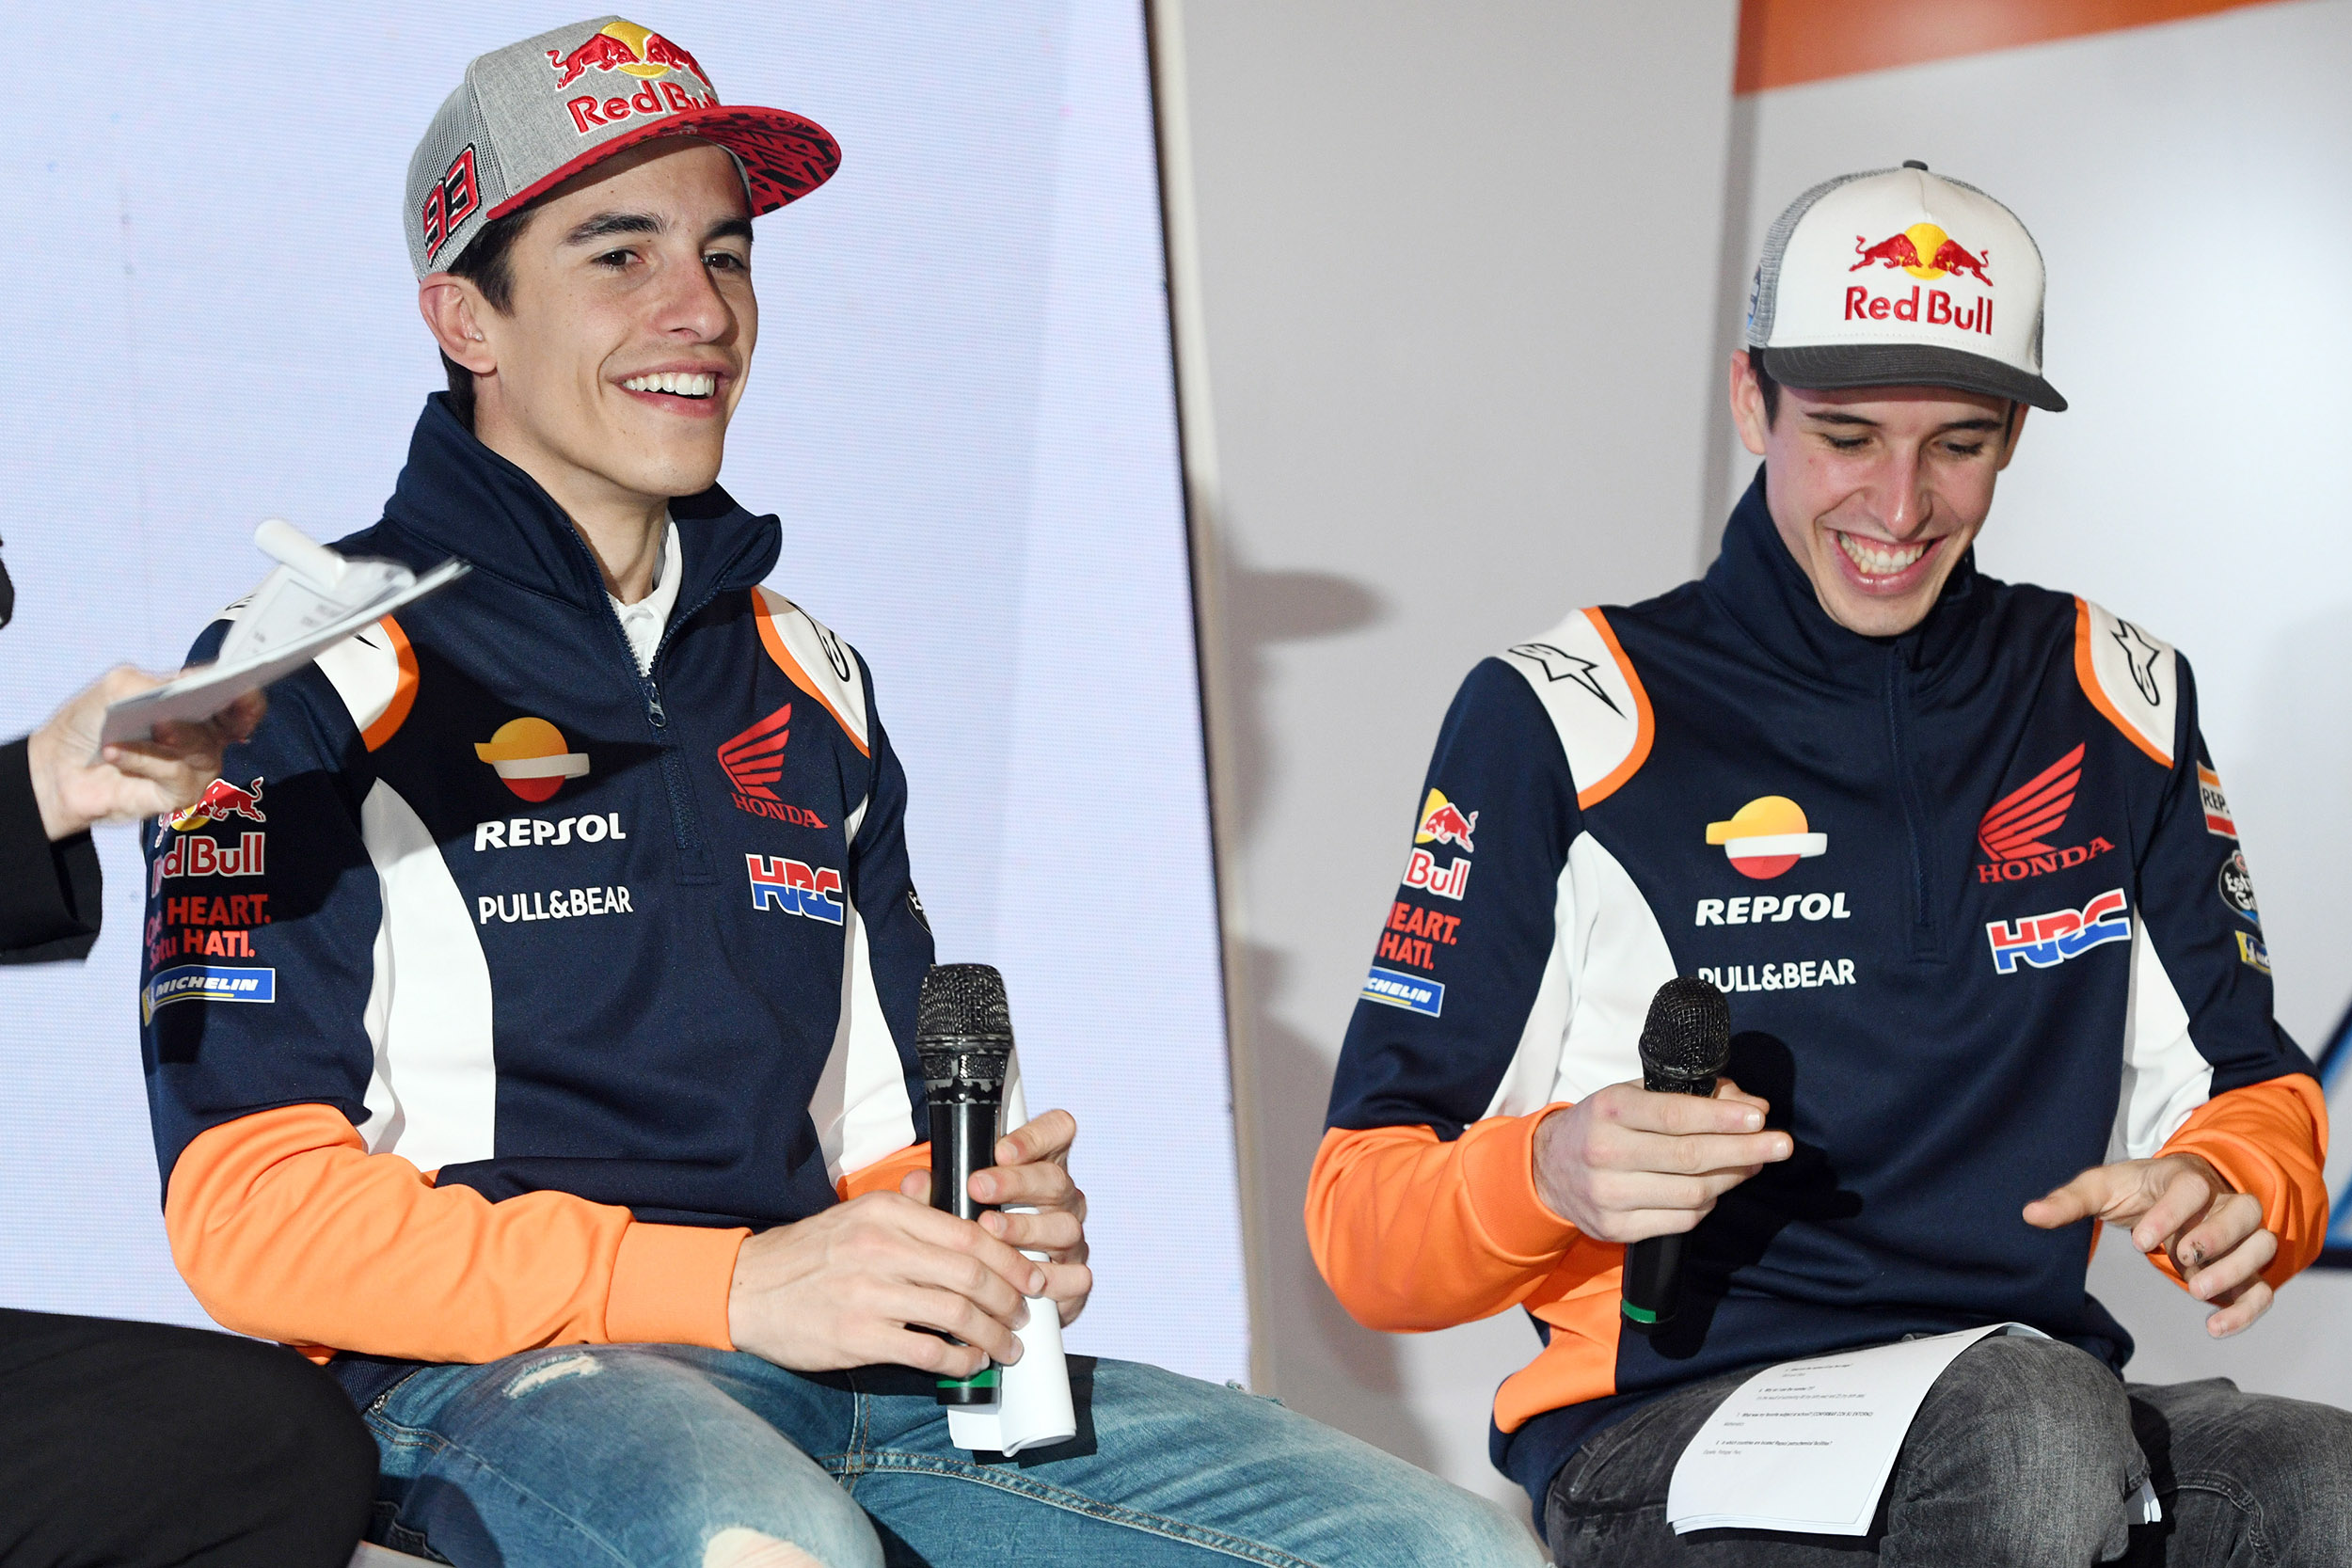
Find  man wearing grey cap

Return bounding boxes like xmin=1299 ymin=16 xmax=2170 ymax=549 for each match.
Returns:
xmin=130 ymin=17 xmax=1539 ymax=1568
xmin=1312 ymin=162 xmax=2352 ymax=1563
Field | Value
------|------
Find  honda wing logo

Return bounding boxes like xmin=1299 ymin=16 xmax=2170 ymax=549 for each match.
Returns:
xmin=719 ymin=705 xmax=791 ymax=799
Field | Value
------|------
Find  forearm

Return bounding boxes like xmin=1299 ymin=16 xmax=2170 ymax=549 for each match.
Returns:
xmin=166 ymin=1103 xmax=744 ymax=1360
xmin=1305 ymin=1111 xmax=1579 ymax=1331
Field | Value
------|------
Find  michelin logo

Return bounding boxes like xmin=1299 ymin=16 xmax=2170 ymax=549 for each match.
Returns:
xmin=1361 ymin=965 xmax=1443 ymax=1018
xmin=143 ymin=963 xmax=276 ymax=1022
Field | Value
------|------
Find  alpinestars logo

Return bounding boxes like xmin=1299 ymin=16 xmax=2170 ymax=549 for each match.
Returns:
xmin=719 ymin=705 xmax=827 ymax=829
xmin=1986 ymin=887 xmax=2131 ymax=974
xmin=1976 ymin=744 xmax=2115 ymax=883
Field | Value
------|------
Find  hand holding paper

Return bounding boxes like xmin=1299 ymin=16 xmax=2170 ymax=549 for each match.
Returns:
xmin=27 ymin=667 xmax=265 ymax=839
xmin=97 ymin=520 xmax=467 ymax=752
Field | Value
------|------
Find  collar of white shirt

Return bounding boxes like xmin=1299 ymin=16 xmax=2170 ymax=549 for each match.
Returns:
xmin=609 ymin=515 xmax=682 ymax=676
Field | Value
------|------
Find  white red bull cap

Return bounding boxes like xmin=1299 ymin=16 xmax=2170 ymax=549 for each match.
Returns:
xmin=405 ymin=16 xmax=840 ymax=279
xmin=1745 ymin=162 xmax=2064 ymax=412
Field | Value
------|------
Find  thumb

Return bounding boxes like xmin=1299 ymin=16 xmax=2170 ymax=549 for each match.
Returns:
xmin=2024 ymin=1165 xmax=2119 ymax=1229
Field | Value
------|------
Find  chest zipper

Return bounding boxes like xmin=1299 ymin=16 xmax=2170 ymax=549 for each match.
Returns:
xmin=1883 ymin=644 xmax=1940 ymax=958
xmin=597 ymin=563 xmax=728 ymax=886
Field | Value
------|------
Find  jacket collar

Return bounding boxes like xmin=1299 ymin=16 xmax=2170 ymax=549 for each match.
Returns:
xmin=382 ymin=393 xmax=781 ymax=612
xmin=1700 ymin=467 xmax=1988 ymax=690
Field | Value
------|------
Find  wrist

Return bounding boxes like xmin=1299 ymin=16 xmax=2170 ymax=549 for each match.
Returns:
xmin=24 ymin=723 xmax=80 ymax=842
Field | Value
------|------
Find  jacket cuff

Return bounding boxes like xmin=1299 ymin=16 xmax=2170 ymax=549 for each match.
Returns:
xmin=1458 ymin=1104 xmax=1580 ymax=1260
xmin=606 ymin=1222 xmax=748 ymax=1348
xmin=0 ymin=736 xmax=102 ymax=963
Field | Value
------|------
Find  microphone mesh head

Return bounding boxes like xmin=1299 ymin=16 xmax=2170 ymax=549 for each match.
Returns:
xmin=916 ymin=962 xmax=1013 ymax=1043
xmin=1638 ymin=975 xmax=1731 ymax=1082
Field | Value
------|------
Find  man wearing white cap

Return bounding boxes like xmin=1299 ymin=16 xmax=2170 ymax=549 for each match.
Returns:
xmin=1313 ymin=163 xmax=2352 ymax=1562
xmin=132 ymin=16 xmax=1538 ymax=1568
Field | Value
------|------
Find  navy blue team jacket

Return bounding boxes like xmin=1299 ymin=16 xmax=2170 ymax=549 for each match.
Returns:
xmin=138 ymin=396 xmax=946 ymax=1394
xmin=1315 ymin=471 xmax=2317 ymax=1513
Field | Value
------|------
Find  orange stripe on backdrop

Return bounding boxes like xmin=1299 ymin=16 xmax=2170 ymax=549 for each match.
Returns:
xmin=1736 ymin=0 xmax=2297 ymax=92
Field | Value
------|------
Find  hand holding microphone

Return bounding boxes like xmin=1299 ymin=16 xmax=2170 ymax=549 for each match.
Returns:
xmin=1533 ymin=975 xmax=1791 ymax=1323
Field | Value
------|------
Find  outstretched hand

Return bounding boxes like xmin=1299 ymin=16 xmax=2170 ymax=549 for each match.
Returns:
xmin=900 ymin=1108 xmax=1093 ymax=1325
xmin=2025 ymin=1153 xmax=2277 ymax=1338
xmin=26 ymin=668 xmax=266 ymax=840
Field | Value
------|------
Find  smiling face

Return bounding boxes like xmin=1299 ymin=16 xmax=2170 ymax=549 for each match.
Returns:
xmin=432 ymin=137 xmax=756 ymax=520
xmin=1729 ymin=351 xmax=2026 ymax=638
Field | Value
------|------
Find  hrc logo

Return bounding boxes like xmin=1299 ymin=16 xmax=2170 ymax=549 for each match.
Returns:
xmin=1985 ymin=888 xmax=2131 ymax=974
xmin=745 ymin=854 xmax=843 ymax=925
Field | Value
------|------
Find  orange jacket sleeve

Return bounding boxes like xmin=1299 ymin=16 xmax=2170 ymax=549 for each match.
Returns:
xmin=166 ymin=1103 xmax=747 ymax=1363
xmin=1305 ymin=1109 xmax=1581 ymax=1331
xmin=839 ymin=1142 xmax=931 ymax=1200
xmin=2150 ymin=1073 xmax=2330 ymax=1291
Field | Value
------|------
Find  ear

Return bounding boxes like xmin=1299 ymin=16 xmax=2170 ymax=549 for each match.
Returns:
xmin=1995 ymin=404 xmax=2029 ymax=471
xmin=1729 ymin=350 xmax=1771 ymax=457
xmin=420 ymin=276 xmax=495 ymax=374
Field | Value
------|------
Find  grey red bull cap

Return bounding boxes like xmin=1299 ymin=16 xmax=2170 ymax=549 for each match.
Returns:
xmin=405 ymin=16 xmax=840 ymax=278
xmin=1746 ymin=162 xmax=2064 ymax=412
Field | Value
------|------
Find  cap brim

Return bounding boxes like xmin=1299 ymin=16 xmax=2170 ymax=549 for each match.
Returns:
xmin=1759 ymin=342 xmax=2065 ymax=412
xmin=488 ymin=104 xmax=841 ymax=227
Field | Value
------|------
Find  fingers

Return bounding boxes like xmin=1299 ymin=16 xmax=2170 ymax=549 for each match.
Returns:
xmin=2203 ymin=1277 xmax=2275 ymax=1338
xmin=2175 ymin=1191 xmax=2265 ymax=1276
xmin=1713 ymin=1078 xmax=1772 ymax=1115
xmin=981 ymin=1207 xmax=1086 ymax=1257
xmin=993 ymin=1108 xmax=1077 ymax=1168
xmin=1598 ymin=1122 xmax=1789 ymax=1182
xmin=857 ymin=1193 xmax=1046 ymax=1302
xmin=2133 ymin=1164 xmax=2218 ymax=1255
xmin=2182 ymin=1217 xmax=2275 ymax=1305
xmin=216 ymin=689 xmax=267 ymax=742
xmin=898 ymin=1170 xmax=931 ymax=1204
xmin=971 ymin=1158 xmax=1080 ymax=1209
xmin=880 ymin=1284 xmax=1025 ymax=1365
xmin=1596 ymin=1081 xmax=1773 ymax=1139
xmin=2023 ymin=1165 xmax=2125 ymax=1230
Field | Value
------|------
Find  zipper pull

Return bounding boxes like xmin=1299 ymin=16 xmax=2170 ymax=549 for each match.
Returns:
xmin=644 ymin=679 xmax=668 ymax=729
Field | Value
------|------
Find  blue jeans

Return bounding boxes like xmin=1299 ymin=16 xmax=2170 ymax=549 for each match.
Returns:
xmin=360 ymin=1347 xmax=1539 ymax=1567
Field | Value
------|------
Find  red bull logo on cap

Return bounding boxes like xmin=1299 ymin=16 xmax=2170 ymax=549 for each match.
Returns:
xmin=1845 ymin=222 xmax=1994 ymax=336
xmin=548 ymin=19 xmax=721 ymax=134
xmin=169 ymin=778 xmax=266 ymax=832
xmin=548 ymin=20 xmax=711 ymax=88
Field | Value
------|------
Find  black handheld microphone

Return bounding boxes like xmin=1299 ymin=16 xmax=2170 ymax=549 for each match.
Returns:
xmin=916 ymin=962 xmax=1015 ymax=1405
xmin=1620 ymin=974 xmax=1732 ymax=1331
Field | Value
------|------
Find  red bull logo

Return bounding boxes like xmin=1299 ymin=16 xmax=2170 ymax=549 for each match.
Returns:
xmin=169 ymin=777 xmax=265 ymax=832
xmin=1845 ymin=222 xmax=1994 ymax=336
xmin=1850 ymin=223 xmax=1992 ymax=286
xmin=548 ymin=20 xmax=711 ymax=89
xmin=548 ymin=20 xmax=721 ymax=134
xmin=1414 ymin=788 xmax=1477 ymax=853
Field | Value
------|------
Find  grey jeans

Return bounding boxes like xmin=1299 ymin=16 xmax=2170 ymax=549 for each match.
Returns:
xmin=1546 ymin=1335 xmax=2352 ymax=1566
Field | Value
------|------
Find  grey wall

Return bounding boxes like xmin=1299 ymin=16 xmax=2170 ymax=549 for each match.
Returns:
xmin=1166 ymin=0 xmax=1741 ymax=1506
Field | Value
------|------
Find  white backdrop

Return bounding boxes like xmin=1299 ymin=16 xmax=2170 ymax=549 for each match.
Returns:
xmin=0 ymin=1 xmax=1248 ymax=1386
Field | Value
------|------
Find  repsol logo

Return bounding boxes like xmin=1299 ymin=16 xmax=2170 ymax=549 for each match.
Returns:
xmin=1695 ymin=892 xmax=1851 ymax=927
xmin=476 ymin=814 xmax=628 ymax=850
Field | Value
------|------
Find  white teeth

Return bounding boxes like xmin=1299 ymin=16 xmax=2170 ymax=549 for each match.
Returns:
xmin=621 ymin=372 xmax=717 ymax=397
xmin=1836 ymin=531 xmax=1929 ymax=577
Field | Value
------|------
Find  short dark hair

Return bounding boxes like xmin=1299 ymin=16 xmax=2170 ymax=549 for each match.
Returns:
xmin=438 ymin=206 xmax=532 ymax=429
xmin=1751 ymin=351 xmax=1783 ymax=425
